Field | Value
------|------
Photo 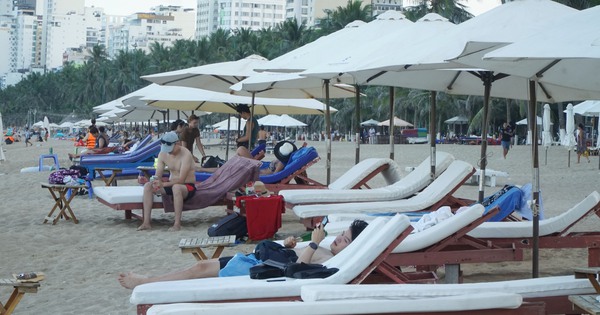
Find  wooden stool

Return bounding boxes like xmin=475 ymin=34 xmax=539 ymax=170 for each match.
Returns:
xmin=179 ymin=235 xmax=237 ymax=261
xmin=41 ymin=182 xmax=86 ymax=224
xmin=0 ymin=279 xmax=40 ymax=315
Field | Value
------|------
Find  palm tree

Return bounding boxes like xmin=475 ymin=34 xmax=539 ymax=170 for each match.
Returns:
xmin=319 ymin=0 xmax=372 ymax=32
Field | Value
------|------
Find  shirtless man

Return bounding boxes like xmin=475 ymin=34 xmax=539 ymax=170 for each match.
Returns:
xmin=119 ymin=219 xmax=368 ymax=289
xmin=137 ymin=131 xmax=196 ymax=231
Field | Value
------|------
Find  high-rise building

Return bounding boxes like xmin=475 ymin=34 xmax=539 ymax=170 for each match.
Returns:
xmin=196 ymin=0 xmax=286 ymax=39
xmin=107 ymin=5 xmax=195 ymax=57
xmin=371 ymin=0 xmax=403 ymax=16
xmin=285 ymin=0 xmax=351 ymax=27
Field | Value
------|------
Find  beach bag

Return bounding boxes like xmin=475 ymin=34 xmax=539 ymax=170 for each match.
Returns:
xmin=201 ymin=155 xmax=226 ymax=168
xmin=284 ymin=262 xmax=339 ymax=279
xmin=69 ymin=165 xmax=89 ymax=177
xmin=208 ymin=213 xmax=247 ymax=239
xmin=48 ymin=168 xmax=80 ymax=184
xmin=254 ymin=240 xmax=298 ymax=264
xmin=249 ymin=260 xmax=285 ymax=279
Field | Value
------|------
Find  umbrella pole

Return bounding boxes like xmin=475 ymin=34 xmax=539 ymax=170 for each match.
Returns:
xmin=478 ymin=73 xmax=492 ymax=203
xmin=389 ymin=87 xmax=395 ymax=160
xmin=529 ymin=80 xmax=540 ymax=279
xmin=324 ymin=79 xmax=332 ymax=185
xmin=225 ymin=114 xmax=232 ymax=160
xmin=429 ymin=91 xmax=437 ymax=182
xmin=249 ymin=92 xmax=256 ymax=149
xmin=355 ymin=85 xmax=361 ymax=164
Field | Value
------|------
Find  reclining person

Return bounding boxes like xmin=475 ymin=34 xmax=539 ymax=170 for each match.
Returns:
xmin=137 ymin=131 xmax=196 ymax=232
xmin=118 ymin=219 xmax=368 ymax=289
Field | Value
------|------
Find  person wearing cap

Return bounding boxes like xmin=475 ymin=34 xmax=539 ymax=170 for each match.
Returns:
xmin=180 ymin=114 xmax=206 ymax=163
xmin=260 ymin=141 xmax=297 ymax=175
xmin=118 ymin=219 xmax=368 ymax=289
xmin=138 ymin=131 xmax=197 ymax=232
xmin=235 ymin=104 xmax=260 ymax=159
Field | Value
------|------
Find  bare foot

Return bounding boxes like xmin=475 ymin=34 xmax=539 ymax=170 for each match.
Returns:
xmin=118 ymin=272 xmax=148 ymax=289
xmin=137 ymin=224 xmax=151 ymax=231
xmin=168 ymin=225 xmax=181 ymax=232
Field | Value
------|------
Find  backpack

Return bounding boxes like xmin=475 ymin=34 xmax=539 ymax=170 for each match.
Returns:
xmin=201 ymin=155 xmax=226 ymax=168
xmin=253 ymin=240 xmax=298 ymax=264
xmin=69 ymin=165 xmax=89 ymax=177
xmin=207 ymin=213 xmax=247 ymax=239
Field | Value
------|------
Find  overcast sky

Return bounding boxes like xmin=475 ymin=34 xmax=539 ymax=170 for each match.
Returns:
xmin=85 ymin=0 xmax=501 ymax=17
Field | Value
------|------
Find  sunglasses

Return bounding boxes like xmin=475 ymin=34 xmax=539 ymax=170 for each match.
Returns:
xmin=160 ymin=140 xmax=177 ymax=146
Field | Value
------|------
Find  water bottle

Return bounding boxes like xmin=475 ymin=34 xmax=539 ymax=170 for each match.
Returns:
xmin=49 ymin=147 xmax=53 ymax=154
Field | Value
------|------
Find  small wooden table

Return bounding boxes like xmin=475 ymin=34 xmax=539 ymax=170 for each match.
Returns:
xmin=41 ymin=182 xmax=86 ymax=224
xmin=569 ymin=295 xmax=600 ymax=315
xmin=0 ymin=279 xmax=40 ymax=315
xmin=575 ymin=267 xmax=600 ymax=294
xmin=94 ymin=167 xmax=123 ymax=186
xmin=179 ymin=235 xmax=237 ymax=261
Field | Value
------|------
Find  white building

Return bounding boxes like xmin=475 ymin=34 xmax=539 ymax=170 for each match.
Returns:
xmin=285 ymin=0 xmax=351 ymax=27
xmin=39 ymin=0 xmax=86 ymax=71
xmin=196 ymin=0 xmax=285 ymax=39
xmin=107 ymin=5 xmax=195 ymax=57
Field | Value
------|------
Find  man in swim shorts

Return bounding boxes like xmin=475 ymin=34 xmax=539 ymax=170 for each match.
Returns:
xmin=138 ymin=131 xmax=197 ymax=231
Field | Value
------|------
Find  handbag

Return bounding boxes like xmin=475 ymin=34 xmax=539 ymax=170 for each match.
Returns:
xmin=201 ymin=155 xmax=226 ymax=168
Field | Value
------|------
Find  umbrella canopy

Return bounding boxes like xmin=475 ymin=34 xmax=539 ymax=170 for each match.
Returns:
xmin=142 ymin=55 xmax=269 ymax=92
xmin=92 ymin=84 xmax=162 ymax=114
xmin=258 ymin=11 xmax=412 ymax=73
xmin=360 ymin=119 xmax=380 ymax=127
xmin=0 ymin=111 xmax=5 ymax=162
xmin=516 ymin=116 xmax=543 ymax=126
xmin=74 ymin=119 xmax=107 ymax=127
xmin=212 ymin=117 xmax=245 ymax=131
xmin=542 ymin=104 xmax=553 ymax=148
xmin=444 ymin=116 xmax=469 ymax=124
xmin=563 ymin=103 xmax=576 ymax=149
xmin=59 ymin=122 xmax=74 ymax=128
xmin=32 ymin=120 xmax=44 ymax=127
xmin=571 ymin=100 xmax=600 ymax=117
xmin=378 ymin=117 xmax=413 ymax=127
xmin=483 ymin=5 xmax=600 ymax=94
xmin=257 ymin=114 xmax=307 ymax=127
xmin=43 ymin=116 xmax=50 ymax=129
xmin=141 ymin=86 xmax=337 ymax=115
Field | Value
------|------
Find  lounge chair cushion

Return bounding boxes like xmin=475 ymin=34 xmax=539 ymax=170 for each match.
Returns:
xmin=94 ymin=186 xmax=162 ymax=204
xmin=301 ymin=275 xmax=594 ymax=301
xmin=147 ymin=292 xmax=523 ymax=315
xmin=292 ymin=160 xmax=474 ymax=218
xmin=130 ymin=215 xmax=411 ymax=305
xmin=281 ymin=152 xmax=454 ymax=204
xmin=468 ymin=191 xmax=600 ymax=238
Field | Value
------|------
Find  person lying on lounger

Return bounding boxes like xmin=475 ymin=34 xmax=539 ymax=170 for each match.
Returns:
xmin=118 ymin=219 xmax=368 ymax=289
xmin=137 ymin=131 xmax=197 ymax=232
xmin=68 ymin=126 xmax=117 ymax=160
xmin=195 ymin=141 xmax=298 ymax=175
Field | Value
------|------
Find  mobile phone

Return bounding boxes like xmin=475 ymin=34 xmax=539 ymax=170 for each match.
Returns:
xmin=320 ymin=216 xmax=328 ymax=227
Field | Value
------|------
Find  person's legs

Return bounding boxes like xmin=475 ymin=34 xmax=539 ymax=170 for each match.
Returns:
xmin=169 ymin=184 xmax=190 ymax=231
xmin=138 ymin=182 xmax=159 ymax=230
xmin=118 ymin=259 xmax=221 ymax=289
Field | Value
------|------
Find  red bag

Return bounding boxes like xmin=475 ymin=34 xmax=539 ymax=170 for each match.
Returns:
xmin=237 ymin=195 xmax=284 ymax=240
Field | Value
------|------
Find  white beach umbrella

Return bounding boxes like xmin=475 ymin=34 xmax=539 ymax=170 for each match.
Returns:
xmin=516 ymin=116 xmax=543 ymax=126
xmin=257 ymin=114 xmax=306 ymax=128
xmin=572 ymin=100 xmax=600 ymax=117
xmin=32 ymin=120 xmax=44 ymax=127
xmin=377 ymin=117 xmax=413 ymax=128
xmin=59 ymin=122 xmax=74 ymax=128
xmin=142 ymin=86 xmax=337 ymax=115
xmin=563 ymin=103 xmax=577 ymax=167
xmin=43 ymin=116 xmax=50 ymax=138
xmin=360 ymin=119 xmax=380 ymax=127
xmin=482 ymin=5 xmax=600 ymax=93
xmin=212 ymin=117 xmax=245 ymax=131
xmin=542 ymin=104 xmax=553 ymax=165
xmin=0 ymin=111 xmax=5 ymax=162
xmin=93 ymin=84 xmax=166 ymax=114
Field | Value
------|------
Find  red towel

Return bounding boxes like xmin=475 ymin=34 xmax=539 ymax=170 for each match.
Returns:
xmin=238 ymin=195 xmax=284 ymax=240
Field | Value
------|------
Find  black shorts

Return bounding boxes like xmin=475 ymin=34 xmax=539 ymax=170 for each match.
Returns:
xmin=237 ymin=141 xmax=249 ymax=149
xmin=218 ymin=256 xmax=233 ymax=269
xmin=163 ymin=183 xmax=197 ymax=201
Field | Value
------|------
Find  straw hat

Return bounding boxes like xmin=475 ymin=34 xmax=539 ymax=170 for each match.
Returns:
xmin=253 ymin=181 xmax=270 ymax=195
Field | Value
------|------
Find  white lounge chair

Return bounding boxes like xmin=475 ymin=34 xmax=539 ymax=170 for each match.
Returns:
xmin=147 ymin=292 xmax=540 ymax=315
xmin=132 ymin=215 xmax=412 ymax=314
xmin=292 ymin=160 xmax=475 ymax=220
xmin=280 ymin=152 xmax=454 ymax=205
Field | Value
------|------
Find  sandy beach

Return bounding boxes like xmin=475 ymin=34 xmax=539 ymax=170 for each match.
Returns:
xmin=0 ymin=137 xmax=598 ymax=314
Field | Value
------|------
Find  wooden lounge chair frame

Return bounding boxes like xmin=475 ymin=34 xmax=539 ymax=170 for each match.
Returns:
xmin=136 ymin=218 xmax=416 ymax=315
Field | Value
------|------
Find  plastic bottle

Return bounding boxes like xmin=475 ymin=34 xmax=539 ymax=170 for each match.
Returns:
xmin=49 ymin=147 xmax=53 ymax=154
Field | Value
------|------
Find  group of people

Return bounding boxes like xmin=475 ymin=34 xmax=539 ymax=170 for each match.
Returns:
xmin=137 ymin=104 xmax=299 ymax=232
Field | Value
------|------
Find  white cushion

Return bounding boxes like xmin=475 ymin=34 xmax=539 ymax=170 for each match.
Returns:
xmin=131 ymin=215 xmax=411 ymax=305
xmin=94 ymin=186 xmax=162 ymax=204
xmin=301 ymin=275 xmax=594 ymax=301
xmin=281 ymin=152 xmax=454 ymax=204
xmin=293 ymin=160 xmax=474 ymax=218
xmin=468 ymin=191 xmax=600 ymax=238
xmin=147 ymin=292 xmax=522 ymax=315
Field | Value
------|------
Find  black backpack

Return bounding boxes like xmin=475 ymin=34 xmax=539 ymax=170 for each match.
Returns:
xmin=254 ymin=240 xmax=298 ymax=264
xmin=208 ymin=213 xmax=247 ymax=239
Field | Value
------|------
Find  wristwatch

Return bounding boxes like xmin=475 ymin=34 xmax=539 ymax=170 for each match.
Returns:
xmin=308 ymin=242 xmax=318 ymax=250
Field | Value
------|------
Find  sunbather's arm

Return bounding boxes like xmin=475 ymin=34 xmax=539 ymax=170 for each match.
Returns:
xmin=296 ymin=224 xmax=326 ymax=264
